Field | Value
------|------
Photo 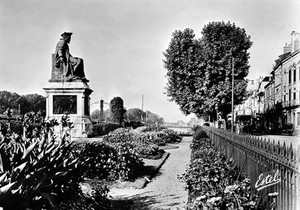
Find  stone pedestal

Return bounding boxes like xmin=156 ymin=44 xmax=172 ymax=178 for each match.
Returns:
xmin=43 ymin=81 xmax=93 ymax=138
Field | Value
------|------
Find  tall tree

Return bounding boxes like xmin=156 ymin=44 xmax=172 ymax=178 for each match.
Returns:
xmin=110 ymin=96 xmax=126 ymax=125
xmin=163 ymin=21 xmax=252 ymax=119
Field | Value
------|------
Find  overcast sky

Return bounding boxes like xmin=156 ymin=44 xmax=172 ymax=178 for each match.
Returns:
xmin=0 ymin=0 xmax=299 ymax=122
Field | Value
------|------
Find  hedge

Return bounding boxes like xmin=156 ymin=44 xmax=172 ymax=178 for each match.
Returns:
xmin=180 ymin=127 xmax=264 ymax=210
xmin=90 ymin=122 xmax=121 ymax=137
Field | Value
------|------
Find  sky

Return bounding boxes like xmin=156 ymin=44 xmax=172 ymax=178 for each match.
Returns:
xmin=0 ymin=0 xmax=299 ymax=122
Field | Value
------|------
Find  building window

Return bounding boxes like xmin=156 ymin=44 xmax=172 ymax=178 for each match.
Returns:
xmin=289 ymin=89 xmax=291 ymax=101
xmin=294 ymin=92 xmax=296 ymax=100
xmin=289 ymin=70 xmax=291 ymax=83
xmin=294 ymin=68 xmax=297 ymax=82
xmin=298 ymin=112 xmax=300 ymax=126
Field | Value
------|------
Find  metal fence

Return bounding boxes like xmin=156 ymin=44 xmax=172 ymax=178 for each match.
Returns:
xmin=203 ymin=126 xmax=300 ymax=210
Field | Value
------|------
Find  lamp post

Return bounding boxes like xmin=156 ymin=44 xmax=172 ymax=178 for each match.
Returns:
xmin=231 ymin=57 xmax=235 ymax=133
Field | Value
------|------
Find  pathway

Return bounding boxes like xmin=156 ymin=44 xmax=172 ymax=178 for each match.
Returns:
xmin=108 ymin=136 xmax=192 ymax=210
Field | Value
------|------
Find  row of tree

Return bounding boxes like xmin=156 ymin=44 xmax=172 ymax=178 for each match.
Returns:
xmin=0 ymin=91 xmax=164 ymax=126
xmin=0 ymin=90 xmax=46 ymax=115
xmin=91 ymin=97 xmax=164 ymax=125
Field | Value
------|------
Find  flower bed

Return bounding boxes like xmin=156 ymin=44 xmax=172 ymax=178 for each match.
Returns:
xmin=102 ymin=127 xmax=181 ymax=159
xmin=180 ymin=127 xmax=263 ymax=210
xmin=102 ymin=128 xmax=160 ymax=159
xmin=73 ymin=137 xmax=144 ymax=182
xmin=135 ymin=127 xmax=183 ymax=146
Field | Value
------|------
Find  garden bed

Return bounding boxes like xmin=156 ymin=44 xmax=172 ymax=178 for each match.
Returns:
xmin=0 ymin=114 xmax=181 ymax=209
xmin=180 ymin=127 xmax=263 ymax=210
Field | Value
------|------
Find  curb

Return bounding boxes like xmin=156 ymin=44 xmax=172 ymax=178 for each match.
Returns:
xmin=137 ymin=151 xmax=170 ymax=189
xmin=107 ymin=152 xmax=171 ymax=191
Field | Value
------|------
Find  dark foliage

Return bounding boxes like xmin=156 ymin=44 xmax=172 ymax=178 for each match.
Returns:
xmin=163 ymin=21 xmax=252 ymax=119
xmin=110 ymin=97 xmax=126 ymax=125
xmin=180 ymin=127 xmax=262 ymax=209
xmin=0 ymin=115 xmax=85 ymax=210
xmin=90 ymin=122 xmax=121 ymax=137
xmin=0 ymin=91 xmax=45 ymax=115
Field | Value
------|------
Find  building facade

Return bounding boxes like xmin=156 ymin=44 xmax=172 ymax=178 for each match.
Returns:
xmin=265 ymin=31 xmax=300 ymax=135
xmin=277 ymin=32 xmax=300 ymax=135
xmin=235 ymin=31 xmax=300 ymax=135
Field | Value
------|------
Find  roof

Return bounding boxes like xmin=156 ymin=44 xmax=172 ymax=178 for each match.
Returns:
xmin=273 ymin=52 xmax=291 ymax=70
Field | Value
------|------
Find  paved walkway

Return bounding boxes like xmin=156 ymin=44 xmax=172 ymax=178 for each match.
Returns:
xmin=108 ymin=136 xmax=192 ymax=209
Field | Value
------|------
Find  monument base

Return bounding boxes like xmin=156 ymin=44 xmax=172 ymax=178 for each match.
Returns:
xmin=50 ymin=115 xmax=92 ymax=139
xmin=43 ymin=81 xmax=93 ymax=139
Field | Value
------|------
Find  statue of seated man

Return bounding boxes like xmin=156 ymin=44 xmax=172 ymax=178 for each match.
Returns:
xmin=54 ymin=32 xmax=87 ymax=81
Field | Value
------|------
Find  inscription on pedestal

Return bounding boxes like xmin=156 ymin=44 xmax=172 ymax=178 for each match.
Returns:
xmin=53 ymin=95 xmax=77 ymax=114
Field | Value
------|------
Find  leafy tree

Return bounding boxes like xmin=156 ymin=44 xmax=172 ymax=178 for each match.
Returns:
xmin=0 ymin=91 xmax=46 ymax=115
xmin=145 ymin=111 xmax=164 ymax=126
xmin=0 ymin=91 xmax=21 ymax=113
xmin=91 ymin=109 xmax=100 ymax=121
xmin=0 ymin=91 xmax=31 ymax=114
xmin=163 ymin=21 xmax=252 ymax=119
xmin=110 ymin=97 xmax=126 ymax=125
xmin=126 ymin=108 xmax=144 ymax=122
xmin=104 ymin=109 xmax=113 ymax=122
xmin=22 ymin=94 xmax=46 ymax=113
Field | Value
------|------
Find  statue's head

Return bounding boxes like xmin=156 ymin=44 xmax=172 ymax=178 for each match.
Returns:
xmin=61 ymin=32 xmax=72 ymax=43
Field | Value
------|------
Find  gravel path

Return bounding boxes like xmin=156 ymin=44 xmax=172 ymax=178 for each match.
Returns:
xmin=108 ymin=136 xmax=192 ymax=210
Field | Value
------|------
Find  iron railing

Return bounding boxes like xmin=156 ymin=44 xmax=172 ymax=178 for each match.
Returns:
xmin=203 ymin=126 xmax=300 ymax=210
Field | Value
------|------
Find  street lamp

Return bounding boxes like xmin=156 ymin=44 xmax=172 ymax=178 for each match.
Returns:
xmin=231 ymin=57 xmax=234 ymax=133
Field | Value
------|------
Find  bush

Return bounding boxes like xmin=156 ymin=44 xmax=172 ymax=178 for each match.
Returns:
xmin=192 ymin=126 xmax=208 ymax=140
xmin=0 ymin=120 xmax=23 ymax=136
xmin=0 ymin=118 xmax=85 ymax=210
xmin=72 ymin=140 xmax=118 ymax=180
xmin=103 ymin=128 xmax=160 ymax=157
xmin=180 ymin=127 xmax=260 ymax=210
xmin=90 ymin=122 xmax=121 ymax=137
xmin=139 ymin=131 xmax=166 ymax=146
xmin=100 ymin=128 xmax=145 ymax=180
xmin=124 ymin=120 xmax=144 ymax=129
xmin=161 ymin=128 xmax=183 ymax=143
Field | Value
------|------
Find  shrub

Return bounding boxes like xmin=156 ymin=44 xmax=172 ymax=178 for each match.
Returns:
xmin=192 ymin=126 xmax=208 ymax=140
xmin=72 ymin=140 xmax=118 ymax=180
xmin=161 ymin=128 xmax=183 ymax=143
xmin=137 ymin=126 xmax=183 ymax=144
xmin=90 ymin=122 xmax=121 ymax=137
xmin=140 ymin=131 xmax=166 ymax=146
xmin=0 ymin=118 xmax=85 ymax=210
xmin=101 ymin=128 xmax=145 ymax=180
xmin=124 ymin=120 xmax=144 ymax=129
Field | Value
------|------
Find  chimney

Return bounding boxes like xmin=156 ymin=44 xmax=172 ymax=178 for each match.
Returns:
xmin=283 ymin=42 xmax=291 ymax=53
xmin=291 ymin=31 xmax=300 ymax=53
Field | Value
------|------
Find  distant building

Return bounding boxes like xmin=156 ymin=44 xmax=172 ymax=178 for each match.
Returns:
xmin=235 ymin=78 xmax=266 ymax=118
